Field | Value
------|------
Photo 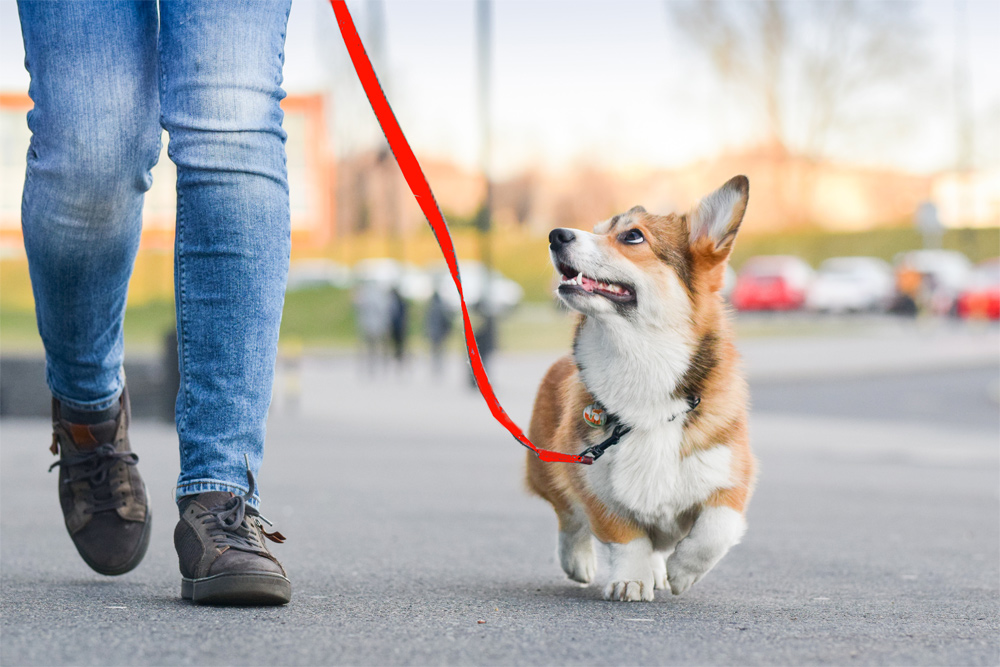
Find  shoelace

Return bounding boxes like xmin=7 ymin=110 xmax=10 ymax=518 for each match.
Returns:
xmin=49 ymin=443 xmax=139 ymax=514
xmin=197 ymin=468 xmax=285 ymax=553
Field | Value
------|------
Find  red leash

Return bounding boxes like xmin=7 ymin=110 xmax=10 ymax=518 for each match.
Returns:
xmin=330 ymin=0 xmax=591 ymax=465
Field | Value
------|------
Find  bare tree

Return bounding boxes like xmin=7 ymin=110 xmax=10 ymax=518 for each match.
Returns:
xmin=667 ymin=0 xmax=924 ymax=160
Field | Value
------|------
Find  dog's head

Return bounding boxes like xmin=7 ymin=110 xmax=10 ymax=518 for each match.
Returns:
xmin=549 ymin=175 xmax=749 ymax=325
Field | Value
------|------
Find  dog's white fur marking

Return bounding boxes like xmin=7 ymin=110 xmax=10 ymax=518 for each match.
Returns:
xmin=575 ymin=320 xmax=693 ymax=431
xmin=605 ymin=537 xmax=655 ymax=601
xmin=592 ymin=442 xmax=733 ymax=526
xmin=666 ymin=506 xmax=746 ymax=595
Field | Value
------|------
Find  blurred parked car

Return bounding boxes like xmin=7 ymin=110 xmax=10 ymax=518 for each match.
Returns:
xmin=286 ymin=259 xmax=352 ymax=291
xmin=431 ymin=260 xmax=524 ymax=316
xmin=731 ymin=255 xmax=813 ymax=311
xmin=352 ymin=258 xmax=433 ymax=302
xmin=893 ymin=250 xmax=973 ymax=316
xmin=956 ymin=258 xmax=1000 ymax=320
xmin=805 ymin=256 xmax=894 ymax=313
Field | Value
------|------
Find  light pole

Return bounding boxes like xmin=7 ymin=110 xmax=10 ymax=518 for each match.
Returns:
xmin=475 ymin=0 xmax=497 ymax=369
xmin=369 ymin=0 xmax=402 ymax=260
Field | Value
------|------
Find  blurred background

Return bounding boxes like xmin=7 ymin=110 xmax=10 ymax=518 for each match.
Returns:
xmin=0 ymin=0 xmax=997 ymax=416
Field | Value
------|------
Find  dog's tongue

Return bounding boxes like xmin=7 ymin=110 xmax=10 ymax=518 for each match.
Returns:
xmin=580 ymin=275 xmax=598 ymax=293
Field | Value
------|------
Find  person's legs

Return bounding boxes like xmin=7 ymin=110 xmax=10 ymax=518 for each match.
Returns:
xmin=18 ymin=0 xmax=159 ymax=575
xmin=159 ymin=0 xmax=292 ymax=605
xmin=158 ymin=0 xmax=292 ymax=505
xmin=18 ymin=0 xmax=160 ymax=410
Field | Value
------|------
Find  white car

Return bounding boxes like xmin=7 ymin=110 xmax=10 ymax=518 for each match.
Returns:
xmin=806 ymin=256 xmax=895 ymax=313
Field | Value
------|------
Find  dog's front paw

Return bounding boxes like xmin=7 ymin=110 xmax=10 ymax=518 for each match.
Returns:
xmin=559 ymin=530 xmax=596 ymax=584
xmin=651 ymin=553 xmax=668 ymax=590
xmin=665 ymin=556 xmax=702 ymax=595
xmin=561 ymin=546 xmax=596 ymax=584
xmin=603 ymin=579 xmax=654 ymax=602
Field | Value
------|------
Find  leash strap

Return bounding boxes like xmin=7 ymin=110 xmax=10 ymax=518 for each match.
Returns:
xmin=330 ymin=0 xmax=592 ymax=465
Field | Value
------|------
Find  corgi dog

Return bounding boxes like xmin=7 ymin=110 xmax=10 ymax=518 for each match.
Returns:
xmin=526 ymin=176 xmax=755 ymax=602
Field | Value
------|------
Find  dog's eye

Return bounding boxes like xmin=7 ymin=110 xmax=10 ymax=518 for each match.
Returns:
xmin=619 ymin=229 xmax=645 ymax=245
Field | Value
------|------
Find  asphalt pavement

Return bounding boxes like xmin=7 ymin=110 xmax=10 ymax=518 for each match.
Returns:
xmin=1 ymin=325 xmax=998 ymax=665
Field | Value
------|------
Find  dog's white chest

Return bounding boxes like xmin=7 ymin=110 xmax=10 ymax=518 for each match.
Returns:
xmin=586 ymin=425 xmax=733 ymax=526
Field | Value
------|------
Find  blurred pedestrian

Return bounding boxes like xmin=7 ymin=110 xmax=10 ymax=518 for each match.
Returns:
xmin=892 ymin=266 xmax=920 ymax=316
xmin=18 ymin=0 xmax=292 ymax=605
xmin=468 ymin=308 xmax=497 ymax=389
xmin=354 ymin=280 xmax=392 ymax=374
xmin=388 ymin=286 xmax=409 ymax=366
xmin=423 ymin=289 xmax=453 ymax=376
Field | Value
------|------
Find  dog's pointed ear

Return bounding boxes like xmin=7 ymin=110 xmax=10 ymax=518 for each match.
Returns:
xmin=689 ymin=175 xmax=749 ymax=259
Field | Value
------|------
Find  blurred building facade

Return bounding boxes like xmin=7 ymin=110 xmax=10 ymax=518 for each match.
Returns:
xmin=334 ymin=143 xmax=1000 ymax=240
xmin=0 ymin=93 xmax=336 ymax=253
xmin=3 ymin=92 xmax=998 ymax=256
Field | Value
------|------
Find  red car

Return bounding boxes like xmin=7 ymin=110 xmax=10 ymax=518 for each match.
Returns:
xmin=731 ymin=256 xmax=814 ymax=311
xmin=956 ymin=258 xmax=1000 ymax=320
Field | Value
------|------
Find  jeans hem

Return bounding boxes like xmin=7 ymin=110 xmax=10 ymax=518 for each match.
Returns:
xmin=175 ymin=479 xmax=260 ymax=508
xmin=49 ymin=376 xmax=124 ymax=412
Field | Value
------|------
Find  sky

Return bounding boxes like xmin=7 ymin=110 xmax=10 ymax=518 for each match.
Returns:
xmin=1 ymin=0 xmax=998 ymax=177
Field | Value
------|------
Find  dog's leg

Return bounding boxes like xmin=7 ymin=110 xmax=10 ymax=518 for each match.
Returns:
xmin=666 ymin=506 xmax=746 ymax=595
xmin=650 ymin=552 xmax=668 ymax=590
xmin=604 ymin=536 xmax=656 ymax=601
xmin=581 ymin=497 xmax=654 ymax=601
xmin=649 ymin=525 xmax=684 ymax=591
xmin=557 ymin=506 xmax=596 ymax=584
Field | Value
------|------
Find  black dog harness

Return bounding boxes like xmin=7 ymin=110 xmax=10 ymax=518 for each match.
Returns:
xmin=578 ymin=395 xmax=701 ymax=463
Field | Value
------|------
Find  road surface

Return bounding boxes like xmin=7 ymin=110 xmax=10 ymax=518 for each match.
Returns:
xmin=2 ymin=328 xmax=998 ymax=665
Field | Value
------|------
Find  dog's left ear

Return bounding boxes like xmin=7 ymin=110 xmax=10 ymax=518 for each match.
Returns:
xmin=689 ymin=175 xmax=749 ymax=257
xmin=688 ymin=175 xmax=749 ymax=291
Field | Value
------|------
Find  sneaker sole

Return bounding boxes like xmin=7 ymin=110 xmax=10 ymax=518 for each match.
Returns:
xmin=181 ymin=572 xmax=292 ymax=605
xmin=75 ymin=508 xmax=153 ymax=577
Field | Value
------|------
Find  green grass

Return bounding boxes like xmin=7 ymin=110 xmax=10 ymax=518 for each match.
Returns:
xmin=0 ymin=288 xmax=577 ymax=354
xmin=0 ymin=308 xmax=42 ymax=352
xmin=123 ymin=301 xmax=177 ymax=351
xmin=0 ymin=300 xmax=178 ymax=355
xmin=278 ymin=286 xmax=358 ymax=345
xmin=0 ymin=289 xmax=361 ymax=353
xmin=277 ymin=287 xmax=577 ymax=352
xmin=498 ymin=303 xmax=574 ymax=351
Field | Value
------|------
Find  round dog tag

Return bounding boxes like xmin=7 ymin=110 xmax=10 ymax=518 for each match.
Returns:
xmin=582 ymin=403 xmax=607 ymax=428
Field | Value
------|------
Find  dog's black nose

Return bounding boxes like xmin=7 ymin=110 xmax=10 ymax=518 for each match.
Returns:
xmin=549 ymin=228 xmax=576 ymax=250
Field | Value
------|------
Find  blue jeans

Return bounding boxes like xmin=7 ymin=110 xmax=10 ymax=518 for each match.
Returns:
xmin=18 ymin=0 xmax=293 ymax=506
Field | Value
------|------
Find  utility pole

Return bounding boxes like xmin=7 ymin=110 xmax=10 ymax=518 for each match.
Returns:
xmin=953 ymin=0 xmax=974 ymax=230
xmin=477 ymin=0 xmax=494 ymax=275
xmin=369 ymin=0 xmax=402 ymax=260
xmin=475 ymin=0 xmax=497 ymax=371
xmin=953 ymin=0 xmax=972 ymax=175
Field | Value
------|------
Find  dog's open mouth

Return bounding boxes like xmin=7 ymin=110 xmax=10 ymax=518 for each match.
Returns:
xmin=557 ymin=263 xmax=636 ymax=303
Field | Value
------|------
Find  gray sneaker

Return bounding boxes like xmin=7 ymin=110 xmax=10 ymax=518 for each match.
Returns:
xmin=174 ymin=469 xmax=290 ymax=605
xmin=49 ymin=387 xmax=151 ymax=576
